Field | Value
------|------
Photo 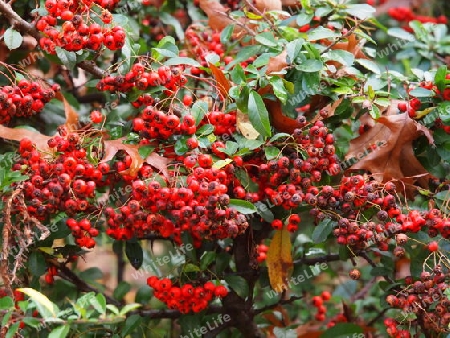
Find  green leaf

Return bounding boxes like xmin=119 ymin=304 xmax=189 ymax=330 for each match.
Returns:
xmin=212 ymin=159 xmax=233 ymax=169
xmin=311 ymin=219 xmax=333 ymax=243
xmin=255 ymin=32 xmax=278 ymax=47
xmin=119 ymin=303 xmax=141 ymax=316
xmin=224 ymin=276 xmax=249 ymax=299
xmin=269 ymin=133 xmax=291 ymax=142
xmin=320 ymin=323 xmax=364 ymax=337
xmin=247 ymin=90 xmax=271 ymax=138
xmin=265 ymin=146 xmax=280 ymax=160
xmin=114 ymin=281 xmax=131 ymax=301
xmin=49 ymin=325 xmax=70 ymax=338
xmin=387 ymin=27 xmax=415 ymax=41
xmin=200 ymin=252 xmax=216 ymax=270
xmin=355 ymin=59 xmax=380 ymax=75
xmin=345 ymin=4 xmax=375 ymax=20
xmin=307 ymin=27 xmax=340 ymax=41
xmin=409 ymin=87 xmax=434 ymax=98
xmin=296 ymin=13 xmax=314 ymax=27
xmin=369 ymin=105 xmax=381 ymax=119
xmin=28 ymin=251 xmax=47 ymax=277
xmin=325 ymin=49 xmax=355 ymax=66
xmin=255 ymin=201 xmax=275 ymax=222
xmin=296 ymin=59 xmax=323 ymax=72
xmin=5 ymin=322 xmax=20 ymax=338
xmin=164 ymin=57 xmax=200 ymax=67
xmin=55 ymin=47 xmax=77 ymax=70
xmin=270 ymin=77 xmax=288 ymax=104
xmin=126 ymin=241 xmax=144 ymax=270
xmin=92 ymin=293 xmax=106 ymax=315
xmin=220 ymin=25 xmax=235 ymax=44
xmin=191 ymin=101 xmax=208 ymax=126
xmin=215 ymin=253 xmax=231 ymax=274
xmin=22 ymin=317 xmax=41 ymax=328
xmin=0 ymin=296 xmax=14 ymax=310
xmin=121 ymin=314 xmax=141 ymax=336
xmin=175 ymin=136 xmax=190 ymax=155
xmin=435 ymin=65 xmax=447 ymax=93
xmin=138 ymin=145 xmax=155 ymax=159
xmin=135 ymin=285 xmax=152 ymax=303
xmin=4 ymin=28 xmax=23 ymax=50
xmin=17 ymin=288 xmax=59 ymax=319
xmin=196 ymin=124 xmax=215 ymax=136
xmin=286 ymin=39 xmax=304 ymax=63
xmin=228 ymin=199 xmax=257 ymax=214
xmin=160 ymin=12 xmax=185 ymax=42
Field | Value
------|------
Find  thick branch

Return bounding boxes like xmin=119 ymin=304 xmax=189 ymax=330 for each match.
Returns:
xmin=57 ymin=264 xmax=122 ymax=307
xmin=0 ymin=0 xmax=106 ymax=78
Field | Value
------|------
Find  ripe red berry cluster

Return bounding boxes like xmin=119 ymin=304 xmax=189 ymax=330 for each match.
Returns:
xmin=397 ymin=76 xmax=450 ymax=134
xmin=133 ymin=108 xmax=197 ymax=140
xmin=384 ymin=267 xmax=450 ymax=336
xmin=147 ymin=277 xmax=228 ymax=313
xmin=185 ymin=28 xmax=225 ymax=75
xmin=37 ymin=0 xmax=125 ymax=53
xmin=104 ymin=165 xmax=250 ymax=246
xmin=256 ymin=243 xmax=269 ymax=262
xmin=44 ymin=266 xmax=58 ymax=284
xmin=202 ymin=111 xmax=237 ymax=136
xmin=10 ymin=136 xmax=109 ymax=248
xmin=270 ymin=214 xmax=301 ymax=232
xmin=312 ymin=291 xmax=331 ymax=321
xmin=96 ymin=64 xmax=186 ymax=96
xmin=66 ymin=218 xmax=99 ymax=248
xmin=384 ymin=318 xmax=411 ymax=338
xmin=387 ymin=7 xmax=447 ymax=27
xmin=0 ymin=80 xmax=58 ymax=125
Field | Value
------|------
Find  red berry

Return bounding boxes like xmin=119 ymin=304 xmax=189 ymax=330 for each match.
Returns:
xmin=427 ymin=241 xmax=439 ymax=252
xmin=90 ymin=110 xmax=103 ymax=123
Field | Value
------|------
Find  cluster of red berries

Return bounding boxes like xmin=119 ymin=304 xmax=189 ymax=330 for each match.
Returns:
xmin=133 ymin=108 xmax=196 ymax=140
xmin=0 ymin=80 xmax=58 ymax=125
xmin=185 ymin=27 xmax=225 ymax=74
xmin=311 ymin=291 xmax=331 ymax=321
xmin=37 ymin=0 xmax=125 ymax=53
xmin=203 ymin=111 xmax=237 ymax=136
xmin=147 ymin=277 xmax=228 ymax=313
xmin=270 ymin=214 xmax=301 ymax=232
xmin=385 ymin=267 xmax=450 ymax=335
xmin=10 ymin=135 xmax=109 ymax=247
xmin=66 ymin=218 xmax=99 ymax=248
xmin=397 ymin=76 xmax=450 ymax=134
xmin=97 ymin=64 xmax=186 ymax=96
xmin=104 ymin=164 xmax=250 ymax=245
xmin=44 ymin=266 xmax=58 ymax=284
xmin=387 ymin=7 xmax=447 ymax=27
xmin=256 ymin=243 xmax=269 ymax=263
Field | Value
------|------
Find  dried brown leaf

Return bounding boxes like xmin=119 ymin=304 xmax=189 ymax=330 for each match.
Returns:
xmin=345 ymin=111 xmax=434 ymax=191
xmin=102 ymin=139 xmax=144 ymax=177
xmin=237 ymin=110 xmax=260 ymax=140
xmin=266 ymin=50 xmax=287 ymax=75
xmin=254 ymin=0 xmax=282 ymax=12
xmin=0 ymin=125 xmax=51 ymax=152
xmin=266 ymin=229 xmax=293 ymax=293
xmin=55 ymin=92 xmax=79 ymax=132
xmin=199 ymin=0 xmax=234 ymax=31
xmin=102 ymin=138 xmax=170 ymax=178
xmin=208 ymin=63 xmax=231 ymax=98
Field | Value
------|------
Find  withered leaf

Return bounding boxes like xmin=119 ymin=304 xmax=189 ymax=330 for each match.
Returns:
xmin=236 ymin=109 xmax=260 ymax=140
xmin=266 ymin=229 xmax=293 ymax=292
xmin=208 ymin=63 xmax=231 ymax=99
xmin=345 ymin=111 xmax=434 ymax=190
xmin=254 ymin=0 xmax=282 ymax=12
xmin=266 ymin=49 xmax=287 ymax=75
xmin=55 ymin=92 xmax=79 ymax=132
xmin=102 ymin=138 xmax=170 ymax=178
xmin=0 ymin=125 xmax=51 ymax=152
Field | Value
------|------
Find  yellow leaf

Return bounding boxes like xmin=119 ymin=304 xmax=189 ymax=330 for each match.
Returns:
xmin=236 ymin=110 xmax=260 ymax=140
xmin=17 ymin=288 xmax=58 ymax=317
xmin=266 ymin=229 xmax=293 ymax=292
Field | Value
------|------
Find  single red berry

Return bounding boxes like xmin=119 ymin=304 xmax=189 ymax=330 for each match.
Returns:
xmin=427 ymin=241 xmax=439 ymax=252
xmin=90 ymin=110 xmax=103 ymax=123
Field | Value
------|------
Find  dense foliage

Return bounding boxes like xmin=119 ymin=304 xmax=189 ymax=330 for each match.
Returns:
xmin=0 ymin=0 xmax=449 ymax=337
